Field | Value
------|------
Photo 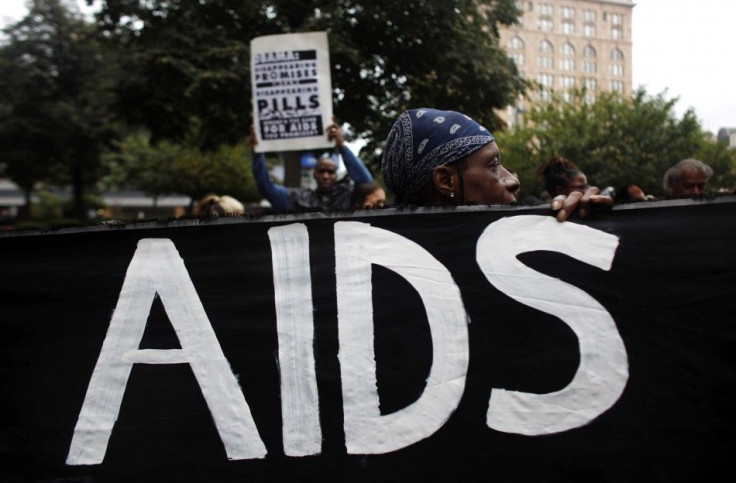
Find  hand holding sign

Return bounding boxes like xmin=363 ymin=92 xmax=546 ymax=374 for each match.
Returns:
xmin=327 ymin=117 xmax=344 ymax=150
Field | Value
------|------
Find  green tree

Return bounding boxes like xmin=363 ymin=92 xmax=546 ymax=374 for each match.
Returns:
xmin=0 ymin=0 xmax=120 ymax=218
xmin=94 ymin=0 xmax=526 ymax=165
xmin=496 ymin=88 xmax=736 ymax=199
xmin=102 ymin=130 xmax=261 ymax=207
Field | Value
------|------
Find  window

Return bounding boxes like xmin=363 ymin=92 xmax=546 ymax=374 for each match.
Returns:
xmin=560 ymin=76 xmax=575 ymax=89
xmin=539 ymin=3 xmax=553 ymax=16
xmin=561 ymin=20 xmax=575 ymax=34
xmin=559 ymin=58 xmax=575 ymax=71
xmin=539 ymin=40 xmax=553 ymax=53
xmin=610 ymin=13 xmax=623 ymax=25
xmin=561 ymin=42 xmax=575 ymax=56
xmin=584 ymin=78 xmax=597 ymax=91
xmin=611 ymin=48 xmax=624 ymax=61
xmin=582 ymin=60 xmax=597 ymax=73
xmin=610 ymin=80 xmax=624 ymax=93
xmin=510 ymin=53 xmax=525 ymax=66
xmin=541 ymin=90 xmax=552 ymax=102
xmin=509 ymin=36 xmax=525 ymax=50
xmin=583 ymin=45 xmax=596 ymax=58
xmin=538 ymin=56 xmax=553 ymax=68
xmin=583 ymin=24 xmax=596 ymax=37
xmin=561 ymin=6 xmax=575 ymax=18
xmin=584 ymin=92 xmax=596 ymax=104
xmin=562 ymin=91 xmax=572 ymax=102
xmin=538 ymin=73 xmax=554 ymax=87
xmin=583 ymin=9 xmax=596 ymax=22
xmin=539 ymin=18 xmax=553 ymax=31
xmin=611 ymin=26 xmax=622 ymax=39
xmin=609 ymin=63 xmax=623 ymax=76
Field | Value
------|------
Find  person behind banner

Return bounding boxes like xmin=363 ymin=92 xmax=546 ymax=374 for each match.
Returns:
xmin=536 ymin=156 xmax=614 ymax=220
xmin=381 ymin=108 xmax=520 ymax=208
xmin=193 ymin=194 xmax=246 ymax=217
xmin=250 ymin=119 xmax=373 ymax=211
xmin=612 ymin=184 xmax=657 ymax=203
xmin=350 ymin=183 xmax=387 ymax=210
xmin=663 ymin=158 xmax=713 ymax=198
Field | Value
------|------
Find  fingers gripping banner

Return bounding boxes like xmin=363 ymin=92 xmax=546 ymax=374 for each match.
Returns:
xmin=1 ymin=199 xmax=735 ymax=481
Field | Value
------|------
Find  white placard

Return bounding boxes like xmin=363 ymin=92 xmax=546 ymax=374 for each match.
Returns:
xmin=251 ymin=31 xmax=334 ymax=153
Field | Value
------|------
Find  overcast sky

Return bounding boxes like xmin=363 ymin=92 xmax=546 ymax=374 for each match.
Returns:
xmin=2 ymin=0 xmax=734 ymax=134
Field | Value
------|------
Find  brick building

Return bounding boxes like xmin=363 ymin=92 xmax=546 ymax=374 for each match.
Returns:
xmin=498 ymin=0 xmax=634 ymax=126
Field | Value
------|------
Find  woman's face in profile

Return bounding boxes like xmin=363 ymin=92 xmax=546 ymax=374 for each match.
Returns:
xmin=460 ymin=142 xmax=520 ymax=205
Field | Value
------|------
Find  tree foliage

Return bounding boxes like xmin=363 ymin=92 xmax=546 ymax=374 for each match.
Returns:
xmin=0 ymin=0 xmax=120 ymax=218
xmin=495 ymin=88 xmax=736 ymax=199
xmin=94 ymin=0 xmax=526 ymax=162
xmin=102 ymin=130 xmax=261 ymax=204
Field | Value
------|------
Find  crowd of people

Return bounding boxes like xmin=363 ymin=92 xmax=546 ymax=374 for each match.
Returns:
xmin=196 ymin=108 xmax=720 ymax=220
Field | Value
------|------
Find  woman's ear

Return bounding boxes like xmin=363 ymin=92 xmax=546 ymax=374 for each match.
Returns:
xmin=432 ymin=165 xmax=458 ymax=199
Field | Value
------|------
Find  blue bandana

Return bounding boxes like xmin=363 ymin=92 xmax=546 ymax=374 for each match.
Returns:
xmin=381 ymin=108 xmax=495 ymax=201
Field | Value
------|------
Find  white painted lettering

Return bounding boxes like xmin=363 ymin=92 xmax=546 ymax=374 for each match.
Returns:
xmin=66 ymin=239 xmax=266 ymax=465
xmin=335 ymin=222 xmax=469 ymax=454
xmin=268 ymin=224 xmax=321 ymax=456
xmin=477 ymin=215 xmax=628 ymax=435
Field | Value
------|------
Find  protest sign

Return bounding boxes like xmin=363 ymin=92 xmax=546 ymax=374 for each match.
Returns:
xmin=250 ymin=31 xmax=333 ymax=153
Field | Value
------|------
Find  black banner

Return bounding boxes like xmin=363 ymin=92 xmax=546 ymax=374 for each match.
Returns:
xmin=1 ymin=199 xmax=735 ymax=481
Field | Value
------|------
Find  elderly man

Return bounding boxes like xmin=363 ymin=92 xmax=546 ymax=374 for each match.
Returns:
xmin=663 ymin=158 xmax=713 ymax=198
xmin=250 ymin=119 xmax=373 ymax=211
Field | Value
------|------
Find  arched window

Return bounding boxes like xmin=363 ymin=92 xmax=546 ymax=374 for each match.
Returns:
xmin=583 ymin=45 xmax=596 ymax=58
xmin=561 ymin=42 xmax=575 ymax=56
xmin=611 ymin=48 xmax=624 ymax=61
xmin=509 ymin=36 xmax=525 ymax=50
xmin=539 ymin=40 xmax=553 ymax=53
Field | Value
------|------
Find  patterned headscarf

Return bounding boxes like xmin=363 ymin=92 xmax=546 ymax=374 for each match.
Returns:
xmin=381 ymin=108 xmax=495 ymax=201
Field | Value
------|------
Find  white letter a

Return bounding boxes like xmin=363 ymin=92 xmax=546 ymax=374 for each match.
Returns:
xmin=67 ymin=239 xmax=266 ymax=465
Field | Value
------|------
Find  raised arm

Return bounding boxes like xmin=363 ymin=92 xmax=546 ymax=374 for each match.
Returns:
xmin=328 ymin=119 xmax=373 ymax=184
xmin=250 ymin=126 xmax=293 ymax=211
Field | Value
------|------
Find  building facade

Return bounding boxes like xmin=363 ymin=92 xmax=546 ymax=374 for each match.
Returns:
xmin=499 ymin=0 xmax=634 ymax=126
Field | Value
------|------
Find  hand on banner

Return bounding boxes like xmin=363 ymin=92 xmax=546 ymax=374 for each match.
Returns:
xmin=327 ymin=116 xmax=344 ymax=149
xmin=551 ymin=186 xmax=613 ymax=222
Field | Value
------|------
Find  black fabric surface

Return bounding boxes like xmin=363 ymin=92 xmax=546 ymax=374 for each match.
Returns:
xmin=1 ymin=198 xmax=735 ymax=482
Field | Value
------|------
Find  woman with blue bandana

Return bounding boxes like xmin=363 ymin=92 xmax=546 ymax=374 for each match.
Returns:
xmin=381 ymin=108 xmax=601 ymax=221
xmin=381 ymin=108 xmax=519 ymax=207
